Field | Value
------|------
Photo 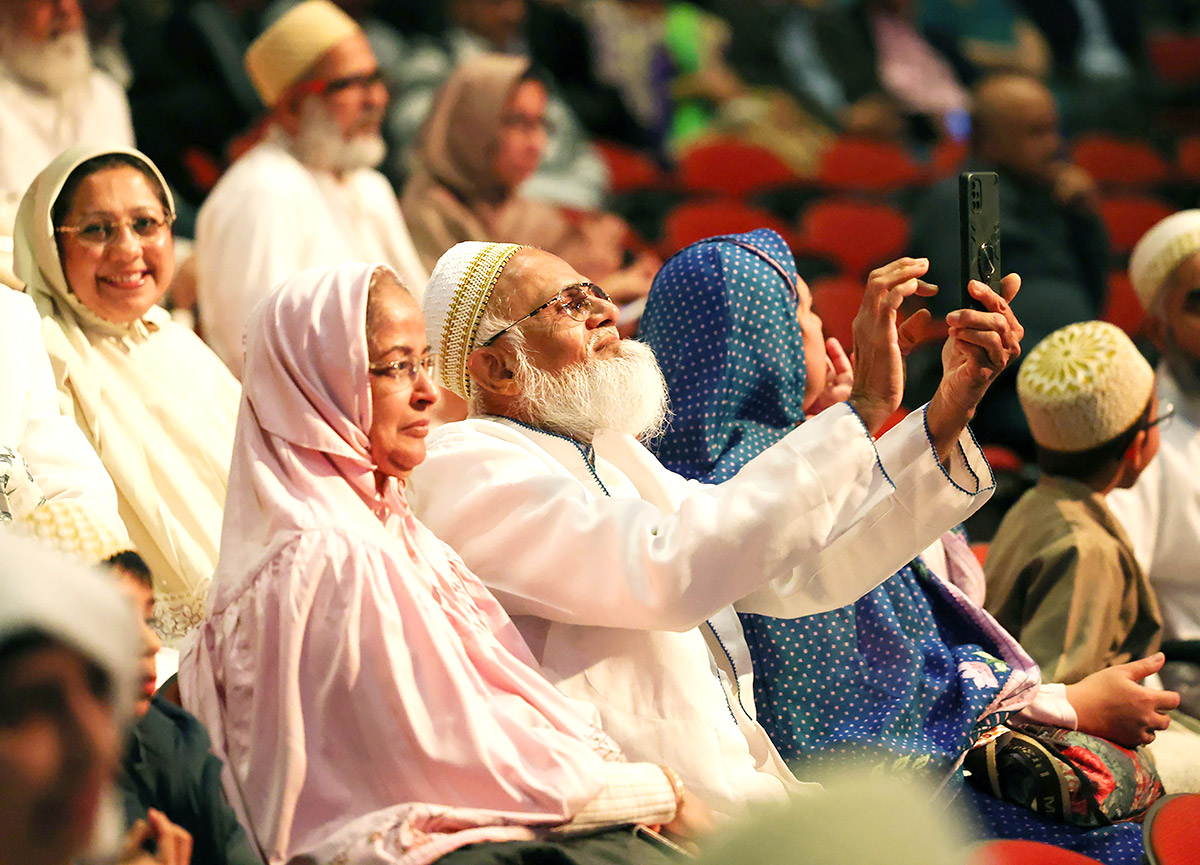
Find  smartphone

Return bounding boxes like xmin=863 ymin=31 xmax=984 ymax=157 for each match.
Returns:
xmin=959 ymin=171 xmax=1001 ymax=311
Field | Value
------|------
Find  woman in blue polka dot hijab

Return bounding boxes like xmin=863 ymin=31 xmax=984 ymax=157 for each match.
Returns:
xmin=640 ymin=230 xmax=1147 ymax=864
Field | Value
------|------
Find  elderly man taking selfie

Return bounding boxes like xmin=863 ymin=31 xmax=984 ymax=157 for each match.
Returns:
xmin=408 ymin=241 xmax=1024 ymax=818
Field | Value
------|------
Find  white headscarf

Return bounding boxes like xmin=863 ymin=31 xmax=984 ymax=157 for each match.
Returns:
xmin=12 ymin=145 xmax=240 ymax=641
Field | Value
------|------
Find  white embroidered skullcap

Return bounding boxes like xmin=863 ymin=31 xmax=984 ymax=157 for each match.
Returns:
xmin=244 ymin=0 xmax=360 ymax=107
xmin=1018 ymin=321 xmax=1155 ymax=453
xmin=422 ymin=241 xmax=526 ymax=400
xmin=1128 ymin=209 xmax=1200 ymax=312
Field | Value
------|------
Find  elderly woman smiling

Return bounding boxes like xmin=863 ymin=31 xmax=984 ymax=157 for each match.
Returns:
xmin=13 ymin=146 xmax=239 ymax=642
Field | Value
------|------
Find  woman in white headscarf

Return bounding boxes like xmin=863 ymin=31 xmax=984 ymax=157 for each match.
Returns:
xmin=13 ymin=145 xmax=239 ymax=642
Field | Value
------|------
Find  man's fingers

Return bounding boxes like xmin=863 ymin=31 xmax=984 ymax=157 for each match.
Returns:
xmin=999 ymin=272 xmax=1022 ymax=304
xmin=948 ymin=327 xmax=1007 ymax=367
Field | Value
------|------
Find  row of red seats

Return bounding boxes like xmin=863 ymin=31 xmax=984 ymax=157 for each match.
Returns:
xmin=601 ymin=132 xmax=1200 ymax=200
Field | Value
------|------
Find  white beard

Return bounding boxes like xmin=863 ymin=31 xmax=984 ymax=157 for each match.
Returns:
xmin=291 ymin=96 xmax=386 ymax=174
xmin=512 ymin=338 xmax=670 ymax=442
xmin=0 ymin=29 xmax=91 ymax=96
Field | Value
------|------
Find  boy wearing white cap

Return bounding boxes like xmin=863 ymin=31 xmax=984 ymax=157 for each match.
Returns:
xmin=985 ymin=321 xmax=1170 ymax=690
xmin=194 ymin=0 xmax=427 ymax=378
xmin=1108 ymin=210 xmax=1200 ymax=717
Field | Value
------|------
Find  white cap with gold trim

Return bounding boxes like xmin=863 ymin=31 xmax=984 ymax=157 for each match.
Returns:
xmin=422 ymin=241 xmax=526 ymax=400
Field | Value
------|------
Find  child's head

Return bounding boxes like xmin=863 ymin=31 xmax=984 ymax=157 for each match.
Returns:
xmin=1018 ymin=321 xmax=1161 ymax=489
xmin=103 ymin=551 xmax=158 ymax=718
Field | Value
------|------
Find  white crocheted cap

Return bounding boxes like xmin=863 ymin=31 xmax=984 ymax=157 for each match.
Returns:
xmin=1018 ymin=321 xmax=1155 ymax=453
xmin=1128 ymin=209 xmax=1200 ymax=312
xmin=244 ymin=0 xmax=360 ymax=107
xmin=422 ymin=241 xmax=525 ymax=400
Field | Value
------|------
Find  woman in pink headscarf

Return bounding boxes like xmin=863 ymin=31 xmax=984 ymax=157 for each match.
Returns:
xmin=177 ymin=262 xmax=707 ymax=865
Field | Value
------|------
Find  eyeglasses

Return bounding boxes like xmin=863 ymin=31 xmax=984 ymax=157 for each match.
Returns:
xmin=55 ymin=213 xmax=175 ymax=248
xmin=482 ymin=282 xmax=611 ymax=346
xmin=368 ymin=353 xmax=437 ymax=387
xmin=499 ymin=112 xmax=556 ymax=136
xmin=1147 ymin=402 xmax=1176 ymax=430
xmin=301 ymin=69 xmax=385 ymax=98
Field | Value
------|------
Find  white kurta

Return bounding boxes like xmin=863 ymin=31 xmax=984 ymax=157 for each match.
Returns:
xmin=1108 ymin=367 xmax=1200 ymax=642
xmin=194 ymin=135 xmax=428 ymax=377
xmin=0 ymin=290 xmax=117 ymax=515
xmin=1108 ymin=366 xmax=1200 ymax=717
xmin=0 ymin=65 xmax=134 ymax=219
xmin=408 ymin=403 xmax=994 ymax=817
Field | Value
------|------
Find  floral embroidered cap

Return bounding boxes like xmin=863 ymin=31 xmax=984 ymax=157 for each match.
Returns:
xmin=1017 ymin=320 xmax=1155 ymax=452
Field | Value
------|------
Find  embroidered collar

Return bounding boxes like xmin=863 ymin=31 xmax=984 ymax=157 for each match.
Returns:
xmin=491 ymin=416 xmax=610 ymax=496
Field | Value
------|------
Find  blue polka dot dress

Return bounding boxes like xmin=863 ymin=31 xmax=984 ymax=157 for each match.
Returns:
xmin=640 ymin=230 xmax=1143 ymax=865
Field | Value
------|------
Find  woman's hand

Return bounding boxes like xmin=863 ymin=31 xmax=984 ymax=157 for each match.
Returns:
xmin=118 ymin=809 xmax=193 ymax=865
xmin=1066 ymin=653 xmax=1180 ymax=748
xmin=806 ymin=337 xmax=854 ymax=415
xmin=847 ymin=258 xmax=938 ymax=434
xmin=661 ymin=790 xmax=715 ymax=851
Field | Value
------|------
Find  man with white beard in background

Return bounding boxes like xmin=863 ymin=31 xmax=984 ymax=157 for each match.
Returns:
xmin=0 ymin=0 xmax=133 ymax=283
xmin=194 ymin=0 xmax=426 ymax=378
xmin=408 ymin=241 xmax=1024 ymax=819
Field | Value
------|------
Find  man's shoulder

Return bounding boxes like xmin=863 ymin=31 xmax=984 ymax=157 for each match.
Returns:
xmin=207 ymin=139 xmax=313 ymax=200
xmin=84 ymin=68 xmax=127 ymax=103
xmin=426 ymin=416 xmax=549 ymax=456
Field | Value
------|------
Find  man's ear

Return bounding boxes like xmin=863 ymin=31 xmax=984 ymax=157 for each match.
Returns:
xmin=275 ymin=87 xmax=307 ymax=136
xmin=1146 ymin=313 xmax=1168 ymax=355
xmin=468 ymin=346 xmax=520 ymax=396
xmin=1123 ymin=428 xmax=1150 ymax=474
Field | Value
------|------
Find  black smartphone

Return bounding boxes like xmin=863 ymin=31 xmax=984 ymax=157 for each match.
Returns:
xmin=959 ymin=171 xmax=1001 ymax=311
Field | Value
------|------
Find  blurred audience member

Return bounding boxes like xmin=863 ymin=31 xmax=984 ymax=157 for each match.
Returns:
xmin=1110 ymin=212 xmax=1200 ymax=718
xmin=124 ymin=0 xmax=269 ymax=213
xmin=0 ymin=533 xmax=141 ymax=865
xmin=0 ymin=0 xmax=133 ymax=230
xmin=402 ymin=54 xmax=657 ymax=306
xmin=716 ymin=0 xmax=907 ymax=140
xmin=920 ymin=0 xmax=1051 ymax=81
xmin=524 ymin=0 xmax=656 ymax=151
xmin=108 ymin=550 xmax=260 ymax=865
xmin=908 ymin=71 xmax=1108 ymax=459
xmin=195 ymin=0 xmax=426 ymax=377
xmin=985 ymin=322 xmax=1165 ymax=685
xmin=180 ymin=263 xmax=707 ymax=864
xmin=1010 ymin=0 xmax=1146 ymax=132
xmin=388 ymin=0 xmax=609 ymax=209
xmin=14 ymin=145 xmax=239 ymax=642
xmin=577 ymin=0 xmax=832 ymax=168
xmin=0 ymin=288 xmax=131 ymax=562
xmin=802 ymin=0 xmax=972 ymax=142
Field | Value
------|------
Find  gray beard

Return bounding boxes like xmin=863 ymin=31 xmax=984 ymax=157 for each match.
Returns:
xmin=1163 ymin=330 xmax=1200 ymax=398
xmin=290 ymin=96 xmax=386 ymax=174
xmin=0 ymin=29 xmax=91 ymax=96
xmin=512 ymin=338 xmax=670 ymax=442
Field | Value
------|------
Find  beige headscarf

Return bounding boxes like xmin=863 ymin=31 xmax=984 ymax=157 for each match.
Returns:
xmin=400 ymin=54 xmax=585 ymax=273
xmin=13 ymin=145 xmax=240 ymax=642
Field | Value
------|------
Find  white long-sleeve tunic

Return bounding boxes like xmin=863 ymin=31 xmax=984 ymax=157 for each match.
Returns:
xmin=194 ymin=136 xmax=427 ymax=377
xmin=408 ymin=402 xmax=995 ymax=817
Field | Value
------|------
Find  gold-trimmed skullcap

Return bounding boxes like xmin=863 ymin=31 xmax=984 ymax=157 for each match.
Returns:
xmin=245 ymin=0 xmax=360 ymax=107
xmin=422 ymin=241 xmax=526 ymax=400
xmin=1128 ymin=209 xmax=1200 ymax=312
xmin=1018 ymin=321 xmax=1155 ymax=453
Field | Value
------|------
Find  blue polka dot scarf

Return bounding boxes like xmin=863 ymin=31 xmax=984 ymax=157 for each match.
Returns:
xmin=642 ymin=229 xmax=1019 ymax=779
xmin=642 ymin=230 xmax=1143 ymax=863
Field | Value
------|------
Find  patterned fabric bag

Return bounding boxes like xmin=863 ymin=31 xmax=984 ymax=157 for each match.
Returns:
xmin=963 ymin=722 xmax=1164 ymax=827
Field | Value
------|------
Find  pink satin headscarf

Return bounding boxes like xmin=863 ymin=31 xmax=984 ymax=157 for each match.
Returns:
xmin=181 ymin=263 xmax=617 ymax=864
